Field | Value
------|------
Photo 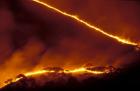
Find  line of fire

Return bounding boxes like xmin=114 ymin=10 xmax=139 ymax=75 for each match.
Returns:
xmin=0 ymin=0 xmax=140 ymax=91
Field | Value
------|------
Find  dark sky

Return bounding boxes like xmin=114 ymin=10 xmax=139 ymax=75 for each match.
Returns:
xmin=0 ymin=0 xmax=140 ymax=86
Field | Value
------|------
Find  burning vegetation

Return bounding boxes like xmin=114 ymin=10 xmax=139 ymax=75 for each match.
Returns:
xmin=2 ymin=64 xmax=118 ymax=89
xmin=0 ymin=0 xmax=140 ymax=90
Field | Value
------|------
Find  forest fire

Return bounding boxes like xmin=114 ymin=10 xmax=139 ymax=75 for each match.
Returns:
xmin=24 ymin=66 xmax=107 ymax=76
xmin=1 ymin=65 xmax=116 ymax=88
xmin=32 ymin=0 xmax=138 ymax=46
xmin=0 ymin=0 xmax=140 ymax=91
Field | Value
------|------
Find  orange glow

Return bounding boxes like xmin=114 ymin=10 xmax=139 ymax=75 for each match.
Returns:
xmin=64 ymin=68 xmax=104 ymax=74
xmin=25 ymin=70 xmax=49 ymax=76
xmin=1 ymin=67 xmax=107 ymax=88
xmin=1 ymin=0 xmax=138 ymax=89
xmin=32 ymin=0 xmax=137 ymax=46
xmin=23 ymin=67 xmax=105 ymax=77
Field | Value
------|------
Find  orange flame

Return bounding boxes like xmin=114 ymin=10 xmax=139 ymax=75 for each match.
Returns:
xmin=64 ymin=68 xmax=105 ymax=74
xmin=23 ymin=67 xmax=105 ymax=77
xmin=32 ymin=0 xmax=137 ymax=46
xmin=1 ymin=67 xmax=106 ymax=88
xmin=0 ymin=0 xmax=138 ymax=89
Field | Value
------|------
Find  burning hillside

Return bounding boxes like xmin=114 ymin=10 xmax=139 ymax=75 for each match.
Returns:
xmin=1 ymin=63 xmax=140 ymax=91
xmin=1 ymin=65 xmax=119 ymax=90
xmin=0 ymin=0 xmax=140 ymax=90
xmin=2 ymin=65 xmax=116 ymax=85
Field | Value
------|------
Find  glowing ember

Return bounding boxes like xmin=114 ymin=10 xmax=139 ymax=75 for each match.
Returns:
xmin=64 ymin=68 xmax=104 ymax=74
xmin=0 ymin=64 xmax=118 ymax=89
xmin=1 ymin=66 xmax=113 ymax=88
xmin=25 ymin=70 xmax=50 ymax=76
xmin=32 ymin=0 xmax=138 ymax=46
xmin=25 ymin=67 xmax=106 ymax=77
